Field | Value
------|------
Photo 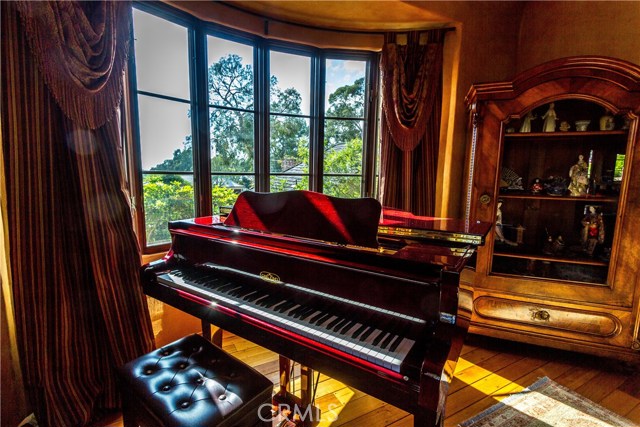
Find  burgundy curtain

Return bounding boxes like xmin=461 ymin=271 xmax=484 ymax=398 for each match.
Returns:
xmin=379 ymin=30 xmax=445 ymax=216
xmin=1 ymin=2 xmax=154 ymax=426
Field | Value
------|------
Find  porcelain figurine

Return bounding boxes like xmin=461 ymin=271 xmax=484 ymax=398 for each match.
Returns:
xmin=542 ymin=103 xmax=558 ymax=132
xmin=581 ymin=206 xmax=605 ymax=256
xmin=568 ymin=154 xmax=589 ymax=196
xmin=599 ymin=111 xmax=615 ymax=130
xmin=519 ymin=111 xmax=536 ymax=133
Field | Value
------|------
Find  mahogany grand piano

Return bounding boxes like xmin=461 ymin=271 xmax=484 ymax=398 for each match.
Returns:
xmin=142 ymin=190 xmax=490 ymax=426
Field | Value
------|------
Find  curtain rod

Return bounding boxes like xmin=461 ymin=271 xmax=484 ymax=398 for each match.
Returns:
xmin=219 ymin=2 xmax=456 ymax=36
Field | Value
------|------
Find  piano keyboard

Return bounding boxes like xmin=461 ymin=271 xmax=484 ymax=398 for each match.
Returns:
xmin=156 ymin=266 xmax=419 ymax=373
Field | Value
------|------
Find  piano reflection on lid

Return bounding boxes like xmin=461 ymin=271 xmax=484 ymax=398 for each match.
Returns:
xmin=142 ymin=190 xmax=490 ymax=427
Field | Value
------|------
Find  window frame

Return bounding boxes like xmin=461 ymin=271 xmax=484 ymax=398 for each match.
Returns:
xmin=126 ymin=2 xmax=379 ymax=253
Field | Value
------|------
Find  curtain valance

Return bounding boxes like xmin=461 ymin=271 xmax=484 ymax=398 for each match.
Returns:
xmin=380 ymin=30 xmax=445 ymax=152
xmin=16 ymin=1 xmax=131 ymax=129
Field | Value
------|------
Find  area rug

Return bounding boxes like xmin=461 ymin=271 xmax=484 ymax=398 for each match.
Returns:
xmin=458 ymin=376 xmax=635 ymax=427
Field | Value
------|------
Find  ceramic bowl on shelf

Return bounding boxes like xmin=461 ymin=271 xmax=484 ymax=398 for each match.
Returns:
xmin=575 ymin=120 xmax=591 ymax=131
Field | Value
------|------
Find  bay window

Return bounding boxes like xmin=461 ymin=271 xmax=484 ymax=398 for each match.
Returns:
xmin=128 ymin=2 xmax=379 ymax=252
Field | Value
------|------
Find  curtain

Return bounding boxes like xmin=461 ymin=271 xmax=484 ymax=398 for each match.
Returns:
xmin=379 ymin=30 xmax=445 ymax=216
xmin=1 ymin=2 xmax=155 ymax=426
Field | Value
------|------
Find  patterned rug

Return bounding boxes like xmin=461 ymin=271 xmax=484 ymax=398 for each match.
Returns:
xmin=459 ymin=377 xmax=635 ymax=427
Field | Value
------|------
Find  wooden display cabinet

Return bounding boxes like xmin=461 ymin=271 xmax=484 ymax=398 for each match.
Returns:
xmin=463 ymin=56 xmax=640 ymax=361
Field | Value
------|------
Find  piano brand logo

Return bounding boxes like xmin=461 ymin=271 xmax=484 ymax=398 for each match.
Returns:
xmin=260 ymin=271 xmax=282 ymax=284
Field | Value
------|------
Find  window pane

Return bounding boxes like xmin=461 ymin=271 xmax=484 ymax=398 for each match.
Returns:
xmin=210 ymin=108 xmax=254 ymax=173
xmin=270 ymin=116 xmax=309 ymax=173
xmin=324 ymin=119 xmax=363 ymax=174
xmin=270 ymin=51 xmax=311 ymax=115
xmin=325 ymin=59 xmax=366 ymax=118
xmin=212 ymin=176 xmax=255 ymax=213
xmin=138 ymin=95 xmax=192 ymax=171
xmin=207 ymin=36 xmax=254 ymax=110
xmin=323 ymin=176 xmax=362 ymax=198
xmin=270 ymin=175 xmax=308 ymax=193
xmin=133 ymin=9 xmax=190 ymax=100
xmin=143 ymin=173 xmax=195 ymax=245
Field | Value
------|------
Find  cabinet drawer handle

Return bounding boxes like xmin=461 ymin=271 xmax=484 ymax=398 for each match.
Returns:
xmin=530 ymin=309 xmax=551 ymax=321
xmin=479 ymin=194 xmax=492 ymax=205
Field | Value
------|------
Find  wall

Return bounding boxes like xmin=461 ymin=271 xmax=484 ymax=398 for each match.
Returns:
xmin=516 ymin=1 xmax=640 ymax=73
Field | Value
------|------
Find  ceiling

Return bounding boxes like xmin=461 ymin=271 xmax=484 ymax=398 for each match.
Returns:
xmin=225 ymin=1 xmax=454 ymax=32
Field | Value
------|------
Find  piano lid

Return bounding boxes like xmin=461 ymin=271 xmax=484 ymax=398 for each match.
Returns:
xmin=178 ymin=215 xmax=478 ymax=271
xmin=379 ymin=207 xmax=490 ymax=245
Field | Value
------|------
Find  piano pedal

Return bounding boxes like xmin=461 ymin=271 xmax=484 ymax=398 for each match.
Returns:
xmin=272 ymin=391 xmax=320 ymax=427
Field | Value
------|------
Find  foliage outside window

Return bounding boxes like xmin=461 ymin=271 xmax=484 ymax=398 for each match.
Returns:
xmin=129 ymin=3 xmax=377 ymax=251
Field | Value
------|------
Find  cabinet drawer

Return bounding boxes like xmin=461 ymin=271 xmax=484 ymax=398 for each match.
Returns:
xmin=473 ymin=296 xmax=621 ymax=338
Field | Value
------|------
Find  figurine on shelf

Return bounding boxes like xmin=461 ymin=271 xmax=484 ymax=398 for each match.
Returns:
xmin=495 ymin=200 xmax=517 ymax=246
xmin=544 ymin=175 xmax=568 ymax=196
xmin=530 ymin=178 xmax=544 ymax=194
xmin=542 ymin=102 xmax=558 ymax=132
xmin=515 ymin=224 xmax=526 ymax=245
xmin=551 ymin=234 xmax=565 ymax=255
xmin=559 ymin=121 xmax=571 ymax=131
xmin=599 ymin=111 xmax=615 ymax=131
xmin=581 ymin=206 xmax=605 ymax=256
xmin=519 ymin=111 xmax=537 ymax=133
xmin=542 ymin=233 xmax=554 ymax=255
xmin=568 ymin=154 xmax=589 ymax=196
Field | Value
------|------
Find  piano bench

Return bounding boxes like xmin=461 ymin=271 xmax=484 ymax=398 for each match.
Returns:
xmin=117 ymin=334 xmax=274 ymax=427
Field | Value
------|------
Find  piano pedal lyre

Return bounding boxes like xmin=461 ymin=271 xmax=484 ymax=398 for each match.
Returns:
xmin=273 ymin=356 xmax=321 ymax=427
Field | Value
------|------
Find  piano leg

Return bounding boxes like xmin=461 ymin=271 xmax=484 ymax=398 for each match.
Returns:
xmin=274 ymin=357 xmax=320 ymax=426
xmin=201 ymin=320 xmax=222 ymax=347
xmin=414 ymin=409 xmax=442 ymax=427
xmin=201 ymin=320 xmax=211 ymax=341
xmin=279 ymin=355 xmax=292 ymax=396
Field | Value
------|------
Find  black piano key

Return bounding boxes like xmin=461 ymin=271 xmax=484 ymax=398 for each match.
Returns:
xmin=289 ymin=305 xmax=309 ymax=318
xmin=387 ymin=334 xmax=403 ymax=353
xmin=380 ymin=332 xmax=396 ymax=350
xmin=372 ymin=330 xmax=388 ymax=347
xmin=281 ymin=301 xmax=298 ymax=312
xmin=325 ymin=316 xmax=343 ymax=330
xmin=253 ymin=295 xmax=271 ymax=306
xmin=351 ymin=324 xmax=368 ymax=339
xmin=272 ymin=300 xmax=292 ymax=312
xmin=291 ymin=308 xmax=307 ymax=319
xmin=314 ymin=313 xmax=332 ymax=326
xmin=228 ymin=286 xmax=247 ymax=297
xmin=260 ymin=296 xmax=281 ymax=308
xmin=359 ymin=326 xmax=374 ymax=341
xmin=331 ymin=318 xmax=348 ymax=332
xmin=216 ymin=282 xmax=237 ymax=293
xmin=379 ymin=320 xmax=399 ymax=349
xmin=298 ymin=307 xmax=317 ymax=321
xmin=339 ymin=320 xmax=355 ymax=335
xmin=307 ymin=310 xmax=326 ymax=324
xmin=242 ymin=291 xmax=260 ymax=301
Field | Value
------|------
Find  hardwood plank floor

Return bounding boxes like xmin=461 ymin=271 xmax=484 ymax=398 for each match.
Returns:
xmin=94 ymin=333 xmax=639 ymax=427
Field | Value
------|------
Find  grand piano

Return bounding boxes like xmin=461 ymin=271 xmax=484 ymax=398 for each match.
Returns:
xmin=142 ymin=190 xmax=490 ymax=426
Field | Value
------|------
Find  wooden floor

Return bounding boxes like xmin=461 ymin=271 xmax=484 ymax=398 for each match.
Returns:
xmin=98 ymin=332 xmax=640 ymax=427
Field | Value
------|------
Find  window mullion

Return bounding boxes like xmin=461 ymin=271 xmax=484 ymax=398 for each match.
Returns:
xmin=192 ymin=24 xmax=212 ymax=215
xmin=363 ymin=53 xmax=380 ymax=198
xmin=310 ymin=52 xmax=325 ymax=193
xmin=255 ymin=41 xmax=269 ymax=192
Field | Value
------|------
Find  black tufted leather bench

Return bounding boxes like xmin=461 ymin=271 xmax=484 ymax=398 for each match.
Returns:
xmin=118 ymin=334 xmax=274 ymax=427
